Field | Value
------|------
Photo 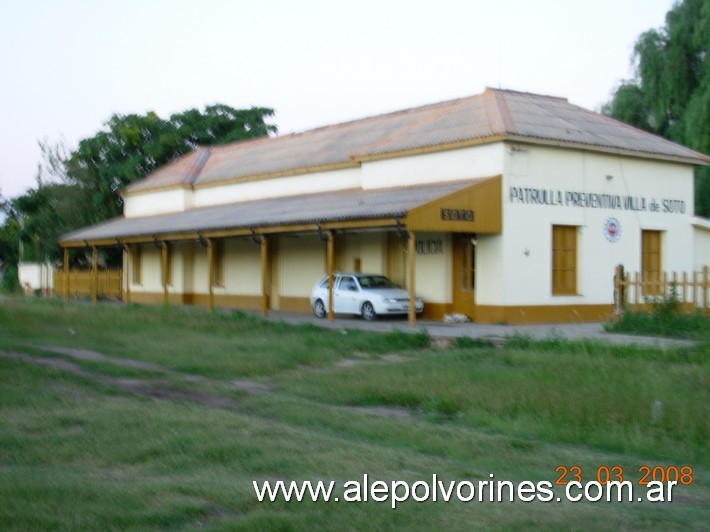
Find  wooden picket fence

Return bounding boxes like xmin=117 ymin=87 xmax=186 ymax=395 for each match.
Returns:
xmin=613 ymin=265 xmax=709 ymax=314
xmin=53 ymin=269 xmax=123 ymax=300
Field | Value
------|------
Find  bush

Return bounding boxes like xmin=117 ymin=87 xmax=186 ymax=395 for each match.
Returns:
xmin=650 ymin=284 xmax=681 ymax=324
xmin=380 ymin=329 xmax=430 ymax=349
xmin=1 ymin=265 xmax=20 ymax=294
xmin=452 ymin=336 xmax=496 ymax=349
xmin=606 ymin=288 xmax=710 ymax=340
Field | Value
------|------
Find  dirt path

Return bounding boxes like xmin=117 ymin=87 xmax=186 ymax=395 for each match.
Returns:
xmin=0 ymin=350 xmax=235 ymax=407
xmin=1 ymin=344 xmax=418 ymax=420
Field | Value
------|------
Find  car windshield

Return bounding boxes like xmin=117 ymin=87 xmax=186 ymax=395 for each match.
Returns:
xmin=358 ymin=275 xmax=399 ymax=289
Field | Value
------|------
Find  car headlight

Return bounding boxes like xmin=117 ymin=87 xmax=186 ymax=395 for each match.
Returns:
xmin=383 ymin=298 xmax=398 ymax=304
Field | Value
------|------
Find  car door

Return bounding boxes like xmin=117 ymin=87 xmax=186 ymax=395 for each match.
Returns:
xmin=334 ymin=275 xmax=360 ymax=314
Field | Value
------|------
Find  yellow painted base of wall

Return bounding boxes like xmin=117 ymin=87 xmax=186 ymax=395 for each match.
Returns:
xmin=278 ymin=297 xmax=313 ymax=313
xmin=123 ymin=293 xmax=614 ymax=324
xmin=420 ymin=303 xmax=448 ymax=320
xmin=128 ymin=292 xmax=262 ymax=310
xmin=475 ymin=304 xmax=614 ymax=324
xmin=127 ymin=292 xmax=175 ymax=305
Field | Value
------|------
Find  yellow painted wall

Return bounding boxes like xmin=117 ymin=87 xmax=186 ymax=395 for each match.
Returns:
xmin=362 ymin=143 xmax=504 ymax=189
xmin=360 ymin=233 xmax=386 ymax=273
xmin=223 ymin=238 xmax=262 ymax=296
xmin=124 ymin=188 xmax=192 ymax=217
xmin=334 ymin=232 xmax=386 ymax=274
xmin=132 ymin=245 xmax=162 ymax=293
xmin=412 ymin=232 xmax=451 ymax=303
xmin=192 ymin=244 xmax=209 ymax=295
xmin=194 ymin=168 xmax=361 ymax=208
xmin=182 ymin=242 xmax=196 ymax=294
xmin=277 ymin=235 xmax=326 ymax=297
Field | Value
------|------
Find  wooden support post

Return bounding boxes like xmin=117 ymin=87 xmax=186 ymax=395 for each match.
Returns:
xmin=63 ymin=248 xmax=69 ymax=303
xmin=662 ymin=271 xmax=668 ymax=298
xmin=704 ymin=266 xmax=709 ymax=313
xmin=634 ymin=272 xmax=640 ymax=306
xmin=161 ymin=242 xmax=169 ymax=305
xmin=613 ymin=264 xmax=623 ymax=315
xmin=681 ymin=271 xmax=687 ymax=305
xmin=408 ymin=230 xmax=416 ymax=328
xmin=207 ymin=239 xmax=214 ymax=311
xmin=124 ymin=246 xmax=131 ymax=304
xmin=91 ymin=246 xmax=98 ymax=305
xmin=260 ymin=236 xmax=269 ymax=317
xmin=327 ymin=231 xmax=335 ymax=322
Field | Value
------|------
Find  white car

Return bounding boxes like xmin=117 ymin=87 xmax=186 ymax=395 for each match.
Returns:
xmin=310 ymin=273 xmax=424 ymax=320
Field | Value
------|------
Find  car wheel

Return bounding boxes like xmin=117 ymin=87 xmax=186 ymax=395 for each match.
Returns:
xmin=313 ymin=299 xmax=326 ymax=319
xmin=361 ymin=301 xmax=376 ymax=321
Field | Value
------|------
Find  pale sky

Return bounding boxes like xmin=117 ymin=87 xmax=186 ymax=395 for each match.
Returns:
xmin=0 ymin=0 xmax=677 ymax=200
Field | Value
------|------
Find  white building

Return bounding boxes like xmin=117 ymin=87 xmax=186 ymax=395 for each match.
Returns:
xmin=60 ymin=89 xmax=710 ymax=323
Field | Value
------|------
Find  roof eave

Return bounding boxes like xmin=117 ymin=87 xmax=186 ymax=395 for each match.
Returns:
xmin=503 ymin=135 xmax=710 ymax=166
xmin=691 ymin=216 xmax=710 ymax=231
xmin=58 ymin=215 xmax=404 ymax=248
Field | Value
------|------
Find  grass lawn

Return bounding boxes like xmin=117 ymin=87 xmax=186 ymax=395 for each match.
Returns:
xmin=0 ymin=297 xmax=708 ymax=530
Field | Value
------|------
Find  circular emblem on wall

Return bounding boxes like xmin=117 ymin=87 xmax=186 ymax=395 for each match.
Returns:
xmin=604 ymin=217 xmax=621 ymax=242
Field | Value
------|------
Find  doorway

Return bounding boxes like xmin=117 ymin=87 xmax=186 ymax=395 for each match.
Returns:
xmin=452 ymin=234 xmax=476 ymax=319
xmin=386 ymin=232 xmax=407 ymax=288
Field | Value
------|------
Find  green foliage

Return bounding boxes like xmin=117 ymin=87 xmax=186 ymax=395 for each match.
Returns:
xmin=606 ymin=306 xmax=709 ymax=340
xmin=606 ymin=287 xmax=710 ymax=340
xmin=1 ymin=104 xmax=276 ymax=264
xmin=282 ymin=336 xmax=708 ymax=465
xmin=1 ymin=265 xmax=20 ymax=294
xmin=0 ymin=208 xmax=20 ymax=266
xmin=0 ymin=298 xmax=708 ymax=528
xmin=650 ymin=284 xmax=681 ymax=323
xmin=603 ymin=0 xmax=710 ymax=216
xmin=62 ymin=106 xmax=276 ymax=224
xmin=0 ymin=299 xmax=430 ymax=378
xmin=452 ymin=336 xmax=496 ymax=349
xmin=9 ymin=184 xmax=90 ymax=263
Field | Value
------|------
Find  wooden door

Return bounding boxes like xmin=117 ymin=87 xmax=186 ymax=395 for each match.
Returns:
xmin=452 ymin=234 xmax=476 ymax=318
xmin=641 ymin=230 xmax=661 ymax=295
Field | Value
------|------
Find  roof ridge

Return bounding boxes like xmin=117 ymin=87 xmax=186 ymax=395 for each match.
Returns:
xmin=204 ymin=88 xmax=565 ymax=149
xmin=182 ymin=147 xmax=211 ymax=186
xmin=560 ymin=101 xmax=710 ymax=162
xmin=483 ymin=89 xmax=515 ymax=134
xmin=257 ymin=94 xmax=481 ymax=143
xmin=191 ymin=93 xmax=484 ymax=159
xmin=124 ymin=150 xmax=200 ymax=191
xmin=485 ymin=87 xmax=569 ymax=102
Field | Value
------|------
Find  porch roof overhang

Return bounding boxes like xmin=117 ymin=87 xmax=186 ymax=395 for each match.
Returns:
xmin=59 ymin=176 xmax=502 ymax=248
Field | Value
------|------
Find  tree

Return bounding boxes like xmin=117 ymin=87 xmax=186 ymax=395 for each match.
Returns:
xmin=11 ymin=184 xmax=88 ymax=262
xmin=4 ymin=104 xmax=276 ymax=266
xmin=62 ymin=105 xmax=276 ymax=224
xmin=0 ymin=189 xmax=20 ymax=292
xmin=603 ymin=0 xmax=710 ymax=216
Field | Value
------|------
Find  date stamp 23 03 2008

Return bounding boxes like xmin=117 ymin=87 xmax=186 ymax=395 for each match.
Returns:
xmin=555 ymin=465 xmax=694 ymax=486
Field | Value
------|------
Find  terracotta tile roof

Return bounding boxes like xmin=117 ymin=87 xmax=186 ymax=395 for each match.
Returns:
xmin=62 ymin=179 xmax=485 ymax=244
xmin=126 ymin=88 xmax=709 ymax=194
